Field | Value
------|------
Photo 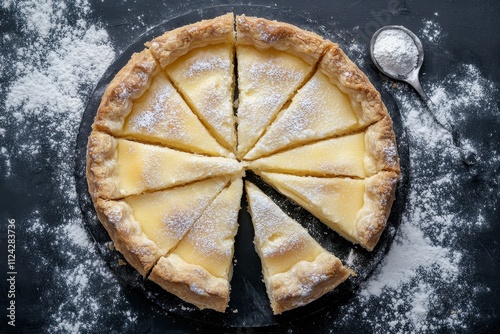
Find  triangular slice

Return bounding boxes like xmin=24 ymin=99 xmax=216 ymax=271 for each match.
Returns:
xmin=149 ymin=178 xmax=243 ymax=312
xmin=164 ymin=44 xmax=236 ymax=151
xmin=246 ymin=182 xmax=351 ymax=314
xmin=235 ymin=15 xmax=328 ymax=158
xmin=87 ymin=131 xmax=242 ymax=200
xmin=93 ymin=50 xmax=229 ymax=157
xmin=244 ymin=43 xmax=387 ymax=160
xmin=249 ymin=117 xmax=399 ymax=177
xmin=148 ymin=13 xmax=236 ymax=151
xmin=123 ymin=176 xmax=230 ymax=255
xmin=258 ymin=172 xmax=399 ymax=251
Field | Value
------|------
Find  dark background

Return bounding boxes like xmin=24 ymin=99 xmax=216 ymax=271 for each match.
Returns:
xmin=1 ymin=0 xmax=499 ymax=333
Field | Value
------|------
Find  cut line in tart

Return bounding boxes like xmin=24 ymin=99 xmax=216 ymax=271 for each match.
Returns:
xmin=87 ymin=131 xmax=242 ymax=200
xmin=148 ymin=13 xmax=237 ymax=152
xmin=93 ymin=49 xmax=231 ymax=157
xmin=94 ymin=176 xmax=231 ymax=276
xmin=244 ymin=44 xmax=387 ymax=161
xmin=248 ymin=116 xmax=399 ymax=178
xmin=246 ymin=181 xmax=351 ymax=314
xmin=86 ymin=13 xmax=401 ymax=315
xmin=149 ymin=177 xmax=243 ymax=312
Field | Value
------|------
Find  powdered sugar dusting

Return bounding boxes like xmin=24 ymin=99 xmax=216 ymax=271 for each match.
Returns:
xmin=2 ymin=2 xmax=498 ymax=331
xmin=181 ymin=182 xmax=241 ymax=259
xmin=126 ymin=76 xmax=186 ymax=139
xmin=183 ymin=55 xmax=230 ymax=79
xmin=247 ymin=184 xmax=309 ymax=258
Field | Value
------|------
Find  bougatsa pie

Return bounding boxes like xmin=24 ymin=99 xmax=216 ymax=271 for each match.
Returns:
xmin=86 ymin=13 xmax=400 ymax=314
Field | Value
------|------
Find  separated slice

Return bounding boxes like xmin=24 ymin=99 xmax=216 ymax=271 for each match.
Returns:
xmin=246 ymin=182 xmax=351 ymax=314
xmin=149 ymin=178 xmax=243 ymax=312
xmin=258 ymin=172 xmax=399 ymax=251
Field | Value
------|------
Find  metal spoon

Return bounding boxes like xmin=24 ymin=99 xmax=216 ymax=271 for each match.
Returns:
xmin=370 ymin=25 xmax=476 ymax=166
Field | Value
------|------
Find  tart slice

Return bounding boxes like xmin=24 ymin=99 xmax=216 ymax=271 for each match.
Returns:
xmin=93 ymin=50 xmax=229 ymax=157
xmin=86 ymin=131 xmax=242 ymax=200
xmin=248 ymin=117 xmax=399 ymax=178
xmin=258 ymin=172 xmax=399 ymax=251
xmin=148 ymin=13 xmax=236 ymax=151
xmin=235 ymin=15 xmax=328 ymax=159
xmin=246 ymin=182 xmax=351 ymax=314
xmin=94 ymin=176 xmax=231 ymax=277
xmin=244 ymin=43 xmax=387 ymax=160
xmin=149 ymin=178 xmax=243 ymax=312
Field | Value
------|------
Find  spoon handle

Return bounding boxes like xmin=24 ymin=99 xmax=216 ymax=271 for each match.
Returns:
xmin=406 ymin=73 xmax=477 ymax=166
xmin=405 ymin=72 xmax=448 ymax=128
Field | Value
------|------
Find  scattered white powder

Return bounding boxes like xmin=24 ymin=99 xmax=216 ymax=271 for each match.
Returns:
xmin=2 ymin=0 xmax=140 ymax=332
xmin=373 ymin=29 xmax=419 ymax=77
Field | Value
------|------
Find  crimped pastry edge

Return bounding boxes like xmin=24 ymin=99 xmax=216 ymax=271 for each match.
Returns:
xmin=86 ymin=131 xmax=122 ymax=200
xmin=93 ymin=49 xmax=159 ymax=134
xmin=356 ymin=171 xmax=400 ymax=251
xmin=94 ymin=198 xmax=163 ymax=277
xmin=320 ymin=42 xmax=387 ymax=127
xmin=266 ymin=252 xmax=351 ymax=314
xmin=149 ymin=254 xmax=230 ymax=312
xmin=364 ymin=116 xmax=401 ymax=176
xmin=147 ymin=13 xmax=235 ymax=68
xmin=235 ymin=14 xmax=328 ymax=65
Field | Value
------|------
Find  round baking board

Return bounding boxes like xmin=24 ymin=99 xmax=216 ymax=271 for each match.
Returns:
xmin=74 ymin=4 xmax=410 ymax=328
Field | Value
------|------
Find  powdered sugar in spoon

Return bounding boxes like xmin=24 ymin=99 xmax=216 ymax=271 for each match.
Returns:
xmin=370 ymin=25 xmax=476 ymax=166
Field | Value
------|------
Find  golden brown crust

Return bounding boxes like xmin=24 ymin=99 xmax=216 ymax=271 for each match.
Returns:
xmin=86 ymin=131 xmax=121 ymax=200
xmin=147 ymin=13 xmax=235 ymax=68
xmin=267 ymin=252 xmax=351 ymax=314
xmin=356 ymin=171 xmax=400 ymax=251
xmin=93 ymin=49 xmax=159 ymax=134
xmin=320 ymin=42 xmax=387 ymax=127
xmin=365 ymin=116 xmax=401 ymax=176
xmin=149 ymin=254 xmax=230 ymax=312
xmin=235 ymin=15 xmax=328 ymax=65
xmin=94 ymin=198 xmax=163 ymax=276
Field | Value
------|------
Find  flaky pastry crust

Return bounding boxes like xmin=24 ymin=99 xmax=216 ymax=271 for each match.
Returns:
xmin=235 ymin=15 xmax=328 ymax=65
xmin=147 ymin=13 xmax=235 ymax=68
xmin=95 ymin=198 xmax=163 ymax=276
xmin=149 ymin=254 xmax=230 ymax=312
xmin=364 ymin=116 xmax=401 ymax=176
xmin=93 ymin=49 xmax=159 ymax=134
xmin=356 ymin=171 xmax=399 ymax=251
xmin=86 ymin=131 xmax=121 ymax=200
xmin=320 ymin=42 xmax=387 ymax=127
xmin=267 ymin=252 xmax=351 ymax=314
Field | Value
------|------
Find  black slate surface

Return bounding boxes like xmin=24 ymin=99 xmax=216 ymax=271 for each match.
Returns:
xmin=1 ymin=0 xmax=499 ymax=333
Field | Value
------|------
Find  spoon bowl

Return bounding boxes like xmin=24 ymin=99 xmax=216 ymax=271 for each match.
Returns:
xmin=370 ymin=25 xmax=431 ymax=105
